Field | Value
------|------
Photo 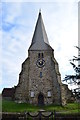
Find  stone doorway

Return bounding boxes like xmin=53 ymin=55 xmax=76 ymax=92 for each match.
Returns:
xmin=38 ymin=93 xmax=44 ymax=106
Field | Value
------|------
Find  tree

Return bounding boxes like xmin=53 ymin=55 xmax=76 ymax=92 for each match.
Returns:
xmin=63 ymin=46 xmax=80 ymax=100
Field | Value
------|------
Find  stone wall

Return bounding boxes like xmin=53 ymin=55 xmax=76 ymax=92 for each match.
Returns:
xmin=28 ymin=50 xmax=62 ymax=105
xmin=14 ymin=50 xmax=75 ymax=105
xmin=15 ymin=58 xmax=29 ymax=103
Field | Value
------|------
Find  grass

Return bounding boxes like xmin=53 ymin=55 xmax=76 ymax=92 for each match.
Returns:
xmin=2 ymin=100 xmax=40 ymax=112
xmin=2 ymin=99 xmax=80 ymax=113
xmin=44 ymin=103 xmax=80 ymax=113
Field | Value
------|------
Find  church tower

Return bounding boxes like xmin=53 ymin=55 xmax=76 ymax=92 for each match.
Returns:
xmin=15 ymin=12 xmax=74 ymax=105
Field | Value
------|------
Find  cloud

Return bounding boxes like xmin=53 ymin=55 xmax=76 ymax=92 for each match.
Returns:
xmin=2 ymin=3 xmax=22 ymax=22
xmin=42 ymin=2 xmax=78 ymax=78
xmin=2 ymin=21 xmax=15 ymax=32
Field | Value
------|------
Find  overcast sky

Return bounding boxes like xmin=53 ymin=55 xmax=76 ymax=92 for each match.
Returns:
xmin=1 ymin=0 xmax=79 ymax=92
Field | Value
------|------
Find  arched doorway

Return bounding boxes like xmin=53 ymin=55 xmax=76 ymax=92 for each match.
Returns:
xmin=38 ymin=93 xmax=44 ymax=106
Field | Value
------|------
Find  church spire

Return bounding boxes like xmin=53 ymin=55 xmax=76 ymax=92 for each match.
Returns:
xmin=29 ymin=11 xmax=53 ymax=50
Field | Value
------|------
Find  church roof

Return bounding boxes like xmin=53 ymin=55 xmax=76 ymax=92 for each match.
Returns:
xmin=29 ymin=12 xmax=53 ymax=51
xmin=2 ymin=88 xmax=15 ymax=97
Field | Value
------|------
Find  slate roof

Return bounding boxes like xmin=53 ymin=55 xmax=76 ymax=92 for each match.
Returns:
xmin=29 ymin=12 xmax=53 ymax=51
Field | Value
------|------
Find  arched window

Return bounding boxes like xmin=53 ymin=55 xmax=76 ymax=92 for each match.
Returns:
xmin=38 ymin=53 xmax=44 ymax=58
xmin=38 ymin=53 xmax=40 ymax=58
xmin=48 ymin=91 xmax=51 ymax=97
xmin=40 ymin=72 xmax=42 ymax=78
xmin=31 ymin=91 xmax=34 ymax=97
xmin=42 ymin=53 xmax=44 ymax=58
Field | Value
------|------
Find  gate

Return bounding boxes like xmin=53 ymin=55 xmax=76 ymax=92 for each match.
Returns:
xmin=27 ymin=111 xmax=53 ymax=120
xmin=2 ymin=111 xmax=80 ymax=120
xmin=2 ymin=111 xmax=54 ymax=120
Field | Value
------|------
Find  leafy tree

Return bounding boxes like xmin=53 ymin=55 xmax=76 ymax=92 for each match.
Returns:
xmin=63 ymin=46 xmax=80 ymax=100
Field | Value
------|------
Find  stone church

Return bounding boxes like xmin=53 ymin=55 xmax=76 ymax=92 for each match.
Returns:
xmin=14 ymin=12 xmax=74 ymax=105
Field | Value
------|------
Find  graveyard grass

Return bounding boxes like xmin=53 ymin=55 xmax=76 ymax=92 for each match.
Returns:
xmin=2 ymin=99 xmax=79 ymax=113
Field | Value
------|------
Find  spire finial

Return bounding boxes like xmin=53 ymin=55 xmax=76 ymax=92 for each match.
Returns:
xmin=39 ymin=9 xmax=41 ymax=14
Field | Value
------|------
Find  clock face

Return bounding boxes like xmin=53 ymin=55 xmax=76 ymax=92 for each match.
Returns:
xmin=36 ymin=59 xmax=45 ymax=68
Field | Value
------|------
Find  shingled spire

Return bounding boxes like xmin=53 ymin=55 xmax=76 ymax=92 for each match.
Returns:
xmin=29 ymin=11 xmax=53 ymax=50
